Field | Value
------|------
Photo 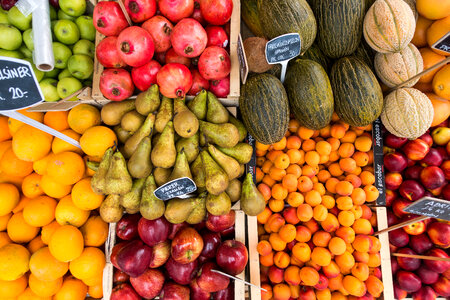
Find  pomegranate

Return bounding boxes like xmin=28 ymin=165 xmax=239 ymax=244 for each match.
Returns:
xmin=158 ymin=0 xmax=194 ymax=23
xmin=206 ymin=26 xmax=229 ymax=48
xmin=199 ymin=0 xmax=233 ymax=25
xmin=93 ymin=1 xmax=129 ymax=36
xmin=124 ymin=0 xmax=157 ymax=23
xmin=142 ymin=16 xmax=173 ymax=53
xmin=100 ymin=69 xmax=134 ymax=101
xmin=171 ymin=18 xmax=208 ymax=58
xmin=117 ymin=26 xmax=155 ymax=67
xmin=157 ymin=63 xmax=193 ymax=98
xmin=198 ymin=46 xmax=231 ymax=80
xmin=209 ymin=76 xmax=229 ymax=98
xmin=96 ymin=36 xmax=127 ymax=68
xmin=191 ymin=0 xmax=207 ymax=26
xmin=165 ymin=48 xmax=191 ymax=68
xmin=131 ymin=60 xmax=161 ymax=91
xmin=188 ymin=69 xmax=210 ymax=95
xmin=154 ymin=52 xmax=167 ymax=65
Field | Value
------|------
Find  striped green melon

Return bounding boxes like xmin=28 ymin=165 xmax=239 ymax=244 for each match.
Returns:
xmin=330 ymin=56 xmax=384 ymax=127
xmin=381 ymin=88 xmax=433 ymax=139
xmin=239 ymin=74 xmax=289 ymax=144
xmin=257 ymin=0 xmax=317 ymax=54
xmin=300 ymin=43 xmax=332 ymax=71
xmin=374 ymin=43 xmax=423 ymax=88
xmin=242 ymin=0 xmax=264 ymax=37
xmin=353 ymin=40 xmax=376 ymax=71
xmin=284 ymin=59 xmax=334 ymax=130
xmin=313 ymin=0 xmax=365 ymax=59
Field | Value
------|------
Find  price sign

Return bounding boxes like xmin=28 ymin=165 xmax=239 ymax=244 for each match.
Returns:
xmin=265 ymin=33 xmax=301 ymax=83
xmin=404 ymin=197 xmax=450 ymax=221
xmin=245 ymin=133 xmax=256 ymax=183
xmin=154 ymin=177 xmax=197 ymax=201
xmin=372 ymin=119 xmax=386 ymax=205
xmin=432 ymin=31 xmax=450 ymax=54
xmin=237 ymin=34 xmax=249 ymax=84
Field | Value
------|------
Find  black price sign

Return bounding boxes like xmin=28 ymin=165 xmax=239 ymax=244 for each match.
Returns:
xmin=245 ymin=133 xmax=256 ymax=183
xmin=265 ymin=33 xmax=301 ymax=83
xmin=0 ymin=57 xmax=43 ymax=112
xmin=372 ymin=118 xmax=386 ymax=206
xmin=432 ymin=32 xmax=450 ymax=54
xmin=154 ymin=177 xmax=197 ymax=201
xmin=404 ymin=197 xmax=450 ymax=221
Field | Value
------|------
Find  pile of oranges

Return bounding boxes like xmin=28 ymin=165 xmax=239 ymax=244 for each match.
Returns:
xmin=0 ymin=104 xmax=117 ymax=299
xmin=255 ymin=113 xmax=384 ymax=300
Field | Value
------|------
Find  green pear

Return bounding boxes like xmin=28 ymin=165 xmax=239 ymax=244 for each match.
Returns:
xmin=187 ymin=89 xmax=207 ymax=120
xmin=164 ymin=198 xmax=196 ymax=224
xmin=201 ymin=150 xmax=229 ymax=195
xmin=140 ymin=175 xmax=165 ymax=220
xmin=206 ymin=192 xmax=231 ymax=216
xmin=155 ymin=97 xmax=173 ymax=133
xmin=190 ymin=155 xmax=206 ymax=188
xmin=104 ymin=151 xmax=133 ymax=195
xmin=206 ymin=92 xmax=229 ymax=124
xmin=240 ymin=173 xmax=266 ymax=216
xmin=123 ymin=112 xmax=156 ymax=158
xmin=226 ymin=179 xmax=242 ymax=202
xmin=228 ymin=114 xmax=248 ymax=142
xmin=128 ymin=136 xmax=152 ymax=179
xmin=91 ymin=147 xmax=113 ymax=195
xmin=173 ymin=109 xmax=199 ymax=138
xmin=186 ymin=193 xmax=207 ymax=224
xmin=100 ymin=194 xmax=123 ymax=223
xmin=199 ymin=121 xmax=240 ymax=148
xmin=114 ymin=126 xmax=132 ymax=144
xmin=151 ymin=121 xmax=176 ymax=168
xmin=176 ymin=133 xmax=199 ymax=163
xmin=101 ymin=100 xmax=136 ymax=126
xmin=173 ymin=97 xmax=189 ymax=115
xmin=168 ymin=149 xmax=192 ymax=181
xmin=120 ymin=178 xmax=146 ymax=212
xmin=217 ymin=143 xmax=253 ymax=164
xmin=121 ymin=110 xmax=145 ymax=133
xmin=154 ymin=167 xmax=172 ymax=186
xmin=208 ymin=144 xmax=241 ymax=180
xmin=135 ymin=84 xmax=160 ymax=115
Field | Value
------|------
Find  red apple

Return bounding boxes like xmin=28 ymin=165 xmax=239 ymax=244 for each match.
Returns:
xmin=190 ymin=278 xmax=211 ymax=300
xmin=117 ymin=240 xmax=153 ymax=277
xmin=197 ymin=262 xmax=230 ymax=293
xmin=397 ymin=270 xmax=422 ymax=293
xmin=389 ymin=228 xmax=410 ymax=247
xmin=111 ymin=241 xmax=131 ymax=269
xmin=392 ymin=198 xmax=412 ymax=218
xmin=138 ymin=216 xmax=170 ymax=246
xmin=165 ymin=256 xmax=198 ymax=285
xmin=130 ymin=268 xmax=165 ymax=299
xmin=385 ymin=134 xmax=408 ymax=149
xmin=216 ymin=240 xmax=248 ymax=275
xmin=436 ymin=147 xmax=449 ymax=161
xmin=160 ymin=282 xmax=190 ymax=300
xmin=391 ymin=256 xmax=399 ymax=274
xmin=409 ymin=233 xmax=434 ymax=254
xmin=114 ymin=270 xmax=130 ymax=284
xmin=385 ymin=172 xmax=403 ymax=190
xmin=417 ymin=267 xmax=439 ymax=285
xmin=427 ymin=221 xmax=450 ymax=248
xmin=441 ymin=160 xmax=450 ymax=180
xmin=314 ymin=273 xmax=328 ymax=290
xmin=220 ymin=224 xmax=235 ymax=239
xmin=442 ymin=183 xmax=450 ymax=200
xmin=424 ymin=248 xmax=450 ymax=273
xmin=394 ymin=283 xmax=408 ymax=300
xmin=421 ymin=148 xmax=444 ymax=167
xmin=111 ymin=283 xmax=141 ymax=300
xmin=419 ymin=132 xmax=434 ymax=147
xmin=420 ymin=166 xmax=446 ymax=189
xmin=412 ymin=286 xmax=437 ymax=300
xmin=200 ymin=231 xmax=221 ymax=258
xmin=387 ymin=210 xmax=399 ymax=226
xmin=168 ymin=222 xmax=189 ymax=240
xmin=402 ymin=139 xmax=430 ymax=161
xmin=433 ymin=276 xmax=450 ymax=297
xmin=149 ymin=240 xmax=170 ymax=268
xmin=116 ymin=213 xmax=140 ymax=241
xmin=404 ymin=165 xmax=424 ymax=180
xmin=396 ymin=248 xmax=421 ymax=271
xmin=399 ymin=180 xmax=425 ymax=201
xmin=403 ymin=220 xmax=426 ymax=235
xmin=385 ymin=189 xmax=397 ymax=206
xmin=213 ymin=284 xmax=234 ymax=300
xmin=206 ymin=211 xmax=235 ymax=232
xmin=384 ymin=152 xmax=408 ymax=172
xmin=171 ymin=227 xmax=204 ymax=264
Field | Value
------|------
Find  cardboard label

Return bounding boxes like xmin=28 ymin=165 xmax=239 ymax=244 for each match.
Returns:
xmin=245 ymin=134 xmax=257 ymax=184
xmin=432 ymin=32 xmax=450 ymax=54
xmin=0 ymin=57 xmax=44 ymax=112
xmin=154 ymin=177 xmax=197 ymax=201
xmin=265 ymin=33 xmax=301 ymax=83
xmin=404 ymin=197 xmax=450 ymax=221
xmin=237 ymin=34 xmax=249 ymax=84
xmin=372 ymin=118 xmax=386 ymax=206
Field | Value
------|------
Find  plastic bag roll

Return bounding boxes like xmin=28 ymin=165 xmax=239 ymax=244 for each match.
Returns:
xmin=32 ymin=0 xmax=54 ymax=71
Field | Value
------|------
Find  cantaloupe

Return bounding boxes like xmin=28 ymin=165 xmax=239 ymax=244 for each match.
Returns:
xmin=374 ymin=43 xmax=423 ymax=88
xmin=381 ymin=88 xmax=434 ymax=139
xmin=363 ymin=0 xmax=416 ymax=53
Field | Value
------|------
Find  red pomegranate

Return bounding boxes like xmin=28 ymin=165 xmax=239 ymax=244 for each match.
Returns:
xmin=198 ymin=46 xmax=231 ymax=80
xmin=199 ymin=0 xmax=233 ymax=25
xmin=165 ymin=48 xmax=191 ymax=68
xmin=171 ymin=18 xmax=207 ymax=58
xmin=188 ymin=69 xmax=209 ymax=96
xmin=209 ymin=75 xmax=229 ymax=98
xmin=131 ymin=60 xmax=161 ymax=92
xmin=100 ymin=69 xmax=134 ymax=101
xmin=96 ymin=36 xmax=127 ymax=68
xmin=142 ymin=16 xmax=173 ymax=53
xmin=93 ymin=1 xmax=129 ymax=36
xmin=191 ymin=0 xmax=206 ymax=26
xmin=117 ymin=26 xmax=155 ymax=67
xmin=154 ymin=51 xmax=167 ymax=65
xmin=124 ymin=0 xmax=156 ymax=23
xmin=157 ymin=63 xmax=193 ymax=98
xmin=205 ymin=26 xmax=229 ymax=48
xmin=158 ymin=0 xmax=194 ymax=23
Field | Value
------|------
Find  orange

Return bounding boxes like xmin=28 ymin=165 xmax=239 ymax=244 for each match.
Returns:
xmin=29 ymin=273 xmax=63 ymax=297
xmin=412 ymin=16 xmax=433 ymax=47
xmin=416 ymin=0 xmax=450 ymax=20
xmin=41 ymin=221 xmax=61 ymax=245
xmin=432 ymin=64 xmax=450 ymax=100
xmin=8 ymin=110 xmax=44 ymax=135
xmin=12 ymin=196 xmax=30 ymax=214
xmin=43 ymin=111 xmax=69 ymax=131
xmin=0 ymin=141 xmax=11 ymax=161
xmin=53 ymin=276 xmax=87 ymax=300
xmin=0 ymin=183 xmax=20 ymax=216
xmin=23 ymin=196 xmax=57 ymax=227
xmin=419 ymin=48 xmax=447 ymax=83
xmin=71 ymin=177 xmax=104 ymax=210
xmin=49 ymin=225 xmax=84 ymax=262
xmin=80 ymin=215 xmax=108 ymax=247
xmin=22 ymin=173 xmax=44 ymax=198
xmin=29 ymin=247 xmax=69 ymax=281
xmin=0 ymin=244 xmax=30 ymax=281
xmin=427 ymin=93 xmax=450 ymax=126
xmin=40 ymin=174 xmax=72 ymax=198
xmin=299 ymin=267 xmax=319 ymax=286
xmin=0 ymin=274 xmax=27 ymax=298
xmin=67 ymin=104 xmax=101 ymax=134
xmin=427 ymin=16 xmax=450 ymax=56
xmin=12 ymin=125 xmax=53 ymax=162
xmin=0 ymin=232 xmax=11 ymax=248
xmin=46 ymin=152 xmax=85 ymax=186
xmin=0 ymin=147 xmax=33 ymax=177
xmin=88 ymin=283 xmax=103 ymax=298
xmin=0 ymin=116 xmax=11 ymax=142
xmin=80 ymin=126 xmax=117 ymax=158
xmin=18 ymin=287 xmax=52 ymax=300
xmin=69 ymin=247 xmax=106 ymax=280
xmin=51 ymin=129 xmax=83 ymax=155
xmin=33 ymin=153 xmax=55 ymax=175
xmin=7 ymin=212 xmax=39 ymax=243
xmin=28 ymin=236 xmax=46 ymax=254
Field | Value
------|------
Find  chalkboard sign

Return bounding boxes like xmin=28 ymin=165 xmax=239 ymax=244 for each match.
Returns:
xmin=265 ymin=33 xmax=301 ymax=83
xmin=432 ymin=32 xmax=450 ymax=54
xmin=0 ymin=57 xmax=44 ymax=112
xmin=245 ymin=133 xmax=256 ymax=184
xmin=237 ymin=34 xmax=249 ymax=84
xmin=372 ymin=118 xmax=386 ymax=206
xmin=154 ymin=177 xmax=197 ymax=201
xmin=404 ymin=197 xmax=450 ymax=221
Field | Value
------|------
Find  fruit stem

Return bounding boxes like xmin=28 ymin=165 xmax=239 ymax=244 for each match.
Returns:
xmin=97 ymin=19 xmax=105 ymax=28
xmin=112 ymin=88 xmax=121 ymax=96
xmin=176 ymin=89 xmax=185 ymax=98
xmin=121 ymin=42 xmax=131 ymax=54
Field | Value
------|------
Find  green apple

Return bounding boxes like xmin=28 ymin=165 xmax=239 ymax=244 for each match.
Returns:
xmin=67 ymin=54 xmax=93 ymax=79
xmin=72 ymin=39 xmax=94 ymax=58
xmin=59 ymin=0 xmax=86 ymax=17
xmin=57 ymin=9 xmax=76 ymax=21
xmin=22 ymin=29 xmax=34 ymax=51
xmin=0 ymin=10 xmax=8 ymax=24
xmin=44 ymin=68 xmax=60 ymax=78
xmin=57 ymin=76 xmax=83 ymax=100
xmin=23 ymin=58 xmax=44 ymax=82
xmin=7 ymin=6 xmax=32 ymax=31
xmin=432 ymin=127 xmax=450 ymax=145
xmin=0 ymin=49 xmax=23 ymax=58
xmin=58 ymin=68 xmax=72 ymax=80
xmin=50 ymin=6 xmax=57 ymax=20
xmin=50 ymin=20 xmax=58 ymax=41
xmin=54 ymin=20 xmax=80 ymax=45
xmin=52 ymin=42 xmax=72 ymax=69
xmin=19 ymin=44 xmax=32 ymax=58
xmin=0 ymin=24 xmax=22 ymax=50
xmin=75 ymin=16 xmax=95 ymax=41
xmin=40 ymin=78 xmax=61 ymax=102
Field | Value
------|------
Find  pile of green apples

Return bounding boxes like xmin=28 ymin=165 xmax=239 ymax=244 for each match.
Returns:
xmin=0 ymin=0 xmax=95 ymax=102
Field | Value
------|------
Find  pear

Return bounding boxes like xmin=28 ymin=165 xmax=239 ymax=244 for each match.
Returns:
xmin=168 ymin=149 xmax=193 ymax=181
xmin=190 ymin=155 xmax=206 ymax=188
xmin=120 ymin=178 xmax=146 ymax=211
xmin=173 ymin=97 xmax=189 ymax=115
xmin=199 ymin=121 xmax=239 ymax=148
xmin=199 ymin=131 xmax=207 ymax=147
xmin=173 ymin=109 xmax=199 ymax=138
xmin=121 ymin=110 xmax=145 ymax=133
xmin=239 ymin=164 xmax=245 ymax=178
xmin=127 ymin=137 xmax=152 ymax=178
xmin=240 ymin=173 xmax=265 ymax=216
xmin=114 ymin=125 xmax=132 ymax=144
xmin=206 ymin=192 xmax=231 ymax=216
xmin=91 ymin=147 xmax=113 ymax=195
xmin=208 ymin=144 xmax=240 ymax=180
xmin=151 ymin=121 xmax=176 ymax=168
xmin=155 ymin=96 xmax=173 ymax=133
xmin=140 ymin=175 xmax=165 ymax=220
xmin=176 ymin=133 xmax=199 ymax=163
xmin=164 ymin=198 xmax=196 ymax=224
xmin=206 ymin=92 xmax=229 ymax=124
xmin=186 ymin=193 xmax=207 ymax=224
xmin=201 ymin=150 xmax=229 ymax=195
xmin=135 ymin=84 xmax=160 ymax=115
xmin=105 ymin=151 xmax=133 ymax=195
xmin=85 ymin=160 xmax=99 ymax=172
xmin=154 ymin=167 xmax=172 ymax=186
xmin=123 ymin=112 xmax=156 ymax=158
xmin=152 ymin=132 xmax=161 ymax=145
xmin=187 ymin=89 xmax=207 ymax=120
xmin=228 ymin=114 xmax=247 ymax=142
xmin=217 ymin=143 xmax=253 ymax=164
xmin=101 ymin=99 xmax=135 ymax=126
xmin=226 ymin=179 xmax=242 ymax=202
xmin=100 ymin=194 xmax=123 ymax=223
